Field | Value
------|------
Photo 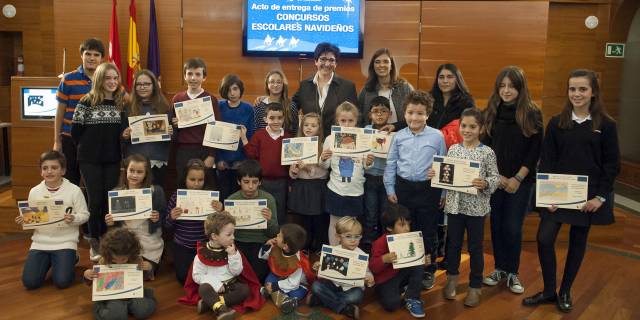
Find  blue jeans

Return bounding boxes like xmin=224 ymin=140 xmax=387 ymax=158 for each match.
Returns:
xmin=311 ymin=280 xmax=364 ymax=313
xmin=22 ymin=249 xmax=77 ymax=289
xmin=363 ymin=175 xmax=387 ymax=244
xmin=489 ymin=183 xmax=533 ymax=274
xmin=265 ymin=272 xmax=308 ymax=300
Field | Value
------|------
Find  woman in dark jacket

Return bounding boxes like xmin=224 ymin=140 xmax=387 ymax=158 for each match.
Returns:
xmin=523 ymin=69 xmax=619 ymax=312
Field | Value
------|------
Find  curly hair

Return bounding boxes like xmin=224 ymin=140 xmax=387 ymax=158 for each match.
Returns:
xmin=100 ymin=228 xmax=142 ymax=264
xmin=204 ymin=212 xmax=236 ymax=238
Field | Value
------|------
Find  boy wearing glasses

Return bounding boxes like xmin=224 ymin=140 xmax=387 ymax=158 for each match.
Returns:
xmin=292 ymin=42 xmax=358 ymax=137
xmin=362 ymin=96 xmax=392 ymax=252
xmin=308 ymin=217 xmax=374 ymax=319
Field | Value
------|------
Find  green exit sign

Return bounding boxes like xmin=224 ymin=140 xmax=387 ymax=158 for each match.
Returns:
xmin=605 ymin=43 xmax=625 ymax=58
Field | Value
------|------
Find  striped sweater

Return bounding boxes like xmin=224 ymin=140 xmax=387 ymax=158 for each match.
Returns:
xmin=165 ymin=191 xmax=206 ymax=249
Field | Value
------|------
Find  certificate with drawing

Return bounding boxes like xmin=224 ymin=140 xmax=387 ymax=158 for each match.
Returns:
xmin=174 ymin=96 xmax=215 ymax=128
xmin=318 ymin=245 xmax=369 ymax=287
xmin=18 ymin=199 xmax=67 ymax=230
xmin=536 ymin=173 xmax=588 ymax=210
xmin=129 ymin=114 xmax=171 ymax=144
xmin=387 ymin=231 xmax=425 ymax=269
xmin=329 ymin=126 xmax=371 ymax=157
xmin=281 ymin=136 xmax=319 ymax=165
xmin=92 ymin=264 xmax=144 ymax=301
xmin=108 ymin=188 xmax=153 ymax=221
xmin=202 ymin=120 xmax=241 ymax=151
xmin=431 ymin=155 xmax=481 ymax=195
xmin=224 ymin=199 xmax=267 ymax=229
xmin=369 ymin=130 xmax=394 ymax=159
xmin=176 ymin=189 xmax=219 ymax=220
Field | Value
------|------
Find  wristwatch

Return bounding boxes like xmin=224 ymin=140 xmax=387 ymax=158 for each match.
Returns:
xmin=595 ymin=196 xmax=606 ymax=203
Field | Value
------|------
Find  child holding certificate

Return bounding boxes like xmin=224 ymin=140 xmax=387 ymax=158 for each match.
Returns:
xmin=104 ymin=154 xmax=167 ymax=280
xmin=180 ymin=213 xmax=264 ymax=318
xmin=321 ymin=102 xmax=374 ymax=245
xmin=363 ymin=96 xmax=392 ymax=251
xmin=84 ymin=228 xmax=156 ymax=320
xmin=166 ymin=159 xmax=223 ymax=285
xmin=216 ymin=74 xmax=255 ymax=200
xmin=428 ymin=108 xmax=500 ymax=307
xmin=122 ymin=70 xmax=172 ymax=187
xmin=369 ymin=204 xmax=425 ymax=318
xmin=288 ymin=112 xmax=328 ymax=253
xmin=259 ymin=224 xmax=315 ymax=314
xmin=227 ymin=160 xmax=279 ymax=281
xmin=383 ymin=90 xmax=446 ymax=290
xmin=15 ymin=151 xmax=89 ymax=290
xmin=241 ymin=103 xmax=291 ymax=225
xmin=170 ymin=58 xmax=221 ymax=187
xmin=523 ymin=69 xmax=620 ymax=313
xmin=308 ymin=217 xmax=374 ymax=319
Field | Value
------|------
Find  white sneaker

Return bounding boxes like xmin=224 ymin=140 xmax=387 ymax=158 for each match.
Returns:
xmin=483 ymin=269 xmax=507 ymax=286
xmin=507 ymin=273 xmax=524 ymax=294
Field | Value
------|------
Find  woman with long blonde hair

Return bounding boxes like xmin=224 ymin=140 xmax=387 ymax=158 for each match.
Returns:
xmin=71 ymin=62 xmax=127 ymax=261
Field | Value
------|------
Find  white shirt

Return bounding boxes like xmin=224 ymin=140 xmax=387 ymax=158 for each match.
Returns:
xmin=378 ymin=87 xmax=398 ymax=123
xmin=322 ymin=134 xmax=370 ymax=196
xmin=571 ymin=111 xmax=592 ymax=124
xmin=192 ymin=250 xmax=243 ymax=292
xmin=258 ymin=245 xmax=308 ymax=292
xmin=313 ymin=72 xmax=334 ymax=111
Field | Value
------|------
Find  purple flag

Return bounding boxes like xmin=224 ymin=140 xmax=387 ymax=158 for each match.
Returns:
xmin=147 ymin=0 xmax=160 ymax=78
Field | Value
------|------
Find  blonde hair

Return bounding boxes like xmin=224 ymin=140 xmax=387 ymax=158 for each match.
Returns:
xmin=298 ymin=112 xmax=324 ymax=156
xmin=80 ymin=62 xmax=126 ymax=109
xmin=264 ymin=70 xmax=292 ymax=130
xmin=204 ymin=212 xmax=236 ymax=238
xmin=334 ymin=101 xmax=359 ymax=124
xmin=335 ymin=216 xmax=363 ymax=235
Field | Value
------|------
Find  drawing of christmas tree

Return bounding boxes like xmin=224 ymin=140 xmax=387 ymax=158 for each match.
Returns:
xmin=408 ymin=242 xmax=416 ymax=257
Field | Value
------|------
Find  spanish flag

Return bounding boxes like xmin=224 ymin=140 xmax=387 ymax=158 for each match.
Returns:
xmin=126 ymin=0 xmax=140 ymax=90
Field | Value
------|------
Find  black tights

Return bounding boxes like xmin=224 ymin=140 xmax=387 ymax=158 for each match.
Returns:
xmin=536 ymin=216 xmax=590 ymax=297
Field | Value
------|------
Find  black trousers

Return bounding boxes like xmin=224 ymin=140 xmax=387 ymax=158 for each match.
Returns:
xmin=151 ymin=166 xmax=167 ymax=189
xmin=395 ymin=176 xmax=441 ymax=273
xmin=79 ymin=162 xmax=120 ymax=239
xmin=61 ymin=135 xmax=81 ymax=186
xmin=375 ymin=265 xmax=424 ymax=312
xmin=446 ymin=214 xmax=485 ymax=288
xmin=236 ymin=241 xmax=269 ymax=282
xmin=174 ymin=243 xmax=197 ymax=286
xmin=537 ymin=215 xmax=590 ymax=297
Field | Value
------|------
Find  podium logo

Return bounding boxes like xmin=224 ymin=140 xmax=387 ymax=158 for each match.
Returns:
xmin=27 ymin=95 xmax=44 ymax=107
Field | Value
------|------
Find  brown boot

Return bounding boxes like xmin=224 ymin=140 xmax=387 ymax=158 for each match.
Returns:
xmin=464 ymin=287 xmax=482 ymax=307
xmin=443 ymin=274 xmax=458 ymax=300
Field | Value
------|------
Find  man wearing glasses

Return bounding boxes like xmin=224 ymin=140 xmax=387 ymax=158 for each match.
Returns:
xmin=292 ymin=42 xmax=358 ymax=138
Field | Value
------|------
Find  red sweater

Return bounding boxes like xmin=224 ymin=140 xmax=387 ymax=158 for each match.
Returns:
xmin=171 ymin=91 xmax=221 ymax=155
xmin=243 ymin=129 xmax=290 ymax=179
xmin=369 ymin=233 xmax=398 ymax=285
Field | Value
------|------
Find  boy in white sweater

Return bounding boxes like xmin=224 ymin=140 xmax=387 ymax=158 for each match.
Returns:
xmin=15 ymin=150 xmax=89 ymax=289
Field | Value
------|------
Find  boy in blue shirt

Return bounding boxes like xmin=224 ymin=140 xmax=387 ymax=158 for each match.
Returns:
xmin=383 ymin=90 xmax=446 ymax=290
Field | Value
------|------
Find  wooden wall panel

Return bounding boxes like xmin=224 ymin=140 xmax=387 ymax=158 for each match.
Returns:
xmin=419 ymin=1 xmax=549 ymax=108
xmin=53 ymin=0 xmax=183 ymax=96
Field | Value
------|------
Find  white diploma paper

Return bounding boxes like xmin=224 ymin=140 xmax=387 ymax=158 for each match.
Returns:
xmin=129 ymin=114 xmax=171 ymax=144
xmin=202 ymin=120 xmax=241 ymax=151
xmin=369 ymin=130 xmax=394 ymax=159
xmin=281 ymin=136 xmax=319 ymax=165
xmin=174 ymin=96 xmax=215 ymax=128
xmin=318 ymin=245 xmax=369 ymax=287
xmin=92 ymin=264 xmax=144 ymax=301
xmin=108 ymin=188 xmax=153 ymax=221
xmin=176 ymin=189 xmax=219 ymax=220
xmin=18 ymin=199 xmax=67 ymax=230
xmin=387 ymin=231 xmax=425 ymax=269
xmin=536 ymin=173 xmax=589 ymax=210
xmin=223 ymin=199 xmax=267 ymax=229
xmin=329 ymin=126 xmax=371 ymax=157
xmin=431 ymin=155 xmax=481 ymax=195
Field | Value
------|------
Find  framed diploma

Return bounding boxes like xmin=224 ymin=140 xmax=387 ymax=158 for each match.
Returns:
xmin=176 ymin=189 xmax=219 ymax=220
xmin=18 ymin=199 xmax=67 ymax=230
xmin=203 ymin=120 xmax=241 ymax=151
xmin=281 ymin=136 xmax=319 ymax=165
xmin=329 ymin=126 xmax=372 ymax=157
xmin=387 ymin=231 xmax=425 ymax=269
xmin=318 ymin=245 xmax=369 ymax=287
xmin=223 ymin=199 xmax=267 ymax=229
xmin=92 ymin=264 xmax=144 ymax=301
xmin=431 ymin=155 xmax=481 ymax=195
xmin=174 ymin=96 xmax=215 ymax=128
xmin=369 ymin=130 xmax=394 ymax=159
xmin=536 ymin=173 xmax=589 ymax=210
xmin=129 ymin=114 xmax=171 ymax=144
xmin=108 ymin=188 xmax=153 ymax=221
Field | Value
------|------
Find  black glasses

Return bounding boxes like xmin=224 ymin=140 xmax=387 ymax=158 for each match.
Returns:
xmin=136 ymin=82 xmax=153 ymax=88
